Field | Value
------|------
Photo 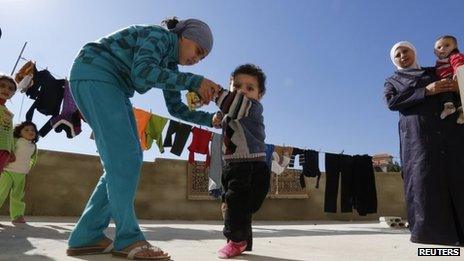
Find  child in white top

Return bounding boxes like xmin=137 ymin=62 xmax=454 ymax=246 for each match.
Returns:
xmin=0 ymin=121 xmax=38 ymax=224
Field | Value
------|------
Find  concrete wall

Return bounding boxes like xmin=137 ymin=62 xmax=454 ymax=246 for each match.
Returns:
xmin=0 ymin=150 xmax=407 ymax=220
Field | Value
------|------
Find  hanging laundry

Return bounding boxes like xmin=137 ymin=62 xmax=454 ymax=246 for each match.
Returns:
xmin=273 ymin=146 xmax=293 ymax=160
xmin=208 ymin=133 xmax=223 ymax=198
xmin=25 ymin=70 xmax=65 ymax=121
xmin=143 ymin=113 xmax=168 ymax=153
xmin=324 ymin=153 xmax=354 ymax=213
xmin=188 ymin=127 xmax=212 ymax=167
xmin=133 ymin=107 xmax=152 ymax=147
xmin=163 ymin=120 xmax=192 ymax=156
xmin=14 ymin=61 xmax=36 ymax=92
xmin=288 ymin=147 xmax=304 ymax=168
xmin=288 ymin=147 xmax=306 ymax=188
xmin=271 ymin=152 xmax=289 ymax=175
xmin=290 ymin=149 xmax=322 ymax=189
xmin=17 ymin=74 xmax=33 ymax=93
xmin=271 ymin=146 xmax=293 ymax=175
xmin=352 ymin=155 xmax=377 ymax=216
xmin=324 ymin=153 xmax=377 ymax=216
xmin=39 ymin=81 xmax=82 ymax=138
xmin=264 ymin=144 xmax=275 ymax=167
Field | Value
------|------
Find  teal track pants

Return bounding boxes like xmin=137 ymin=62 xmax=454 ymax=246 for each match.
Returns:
xmin=68 ymin=80 xmax=145 ymax=250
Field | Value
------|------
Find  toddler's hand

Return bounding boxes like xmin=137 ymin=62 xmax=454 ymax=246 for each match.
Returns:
xmin=212 ymin=111 xmax=223 ymax=128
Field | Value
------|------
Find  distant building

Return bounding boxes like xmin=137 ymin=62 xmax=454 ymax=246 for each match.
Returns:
xmin=372 ymin=153 xmax=395 ymax=172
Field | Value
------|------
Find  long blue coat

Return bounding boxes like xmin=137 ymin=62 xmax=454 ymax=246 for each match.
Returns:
xmin=384 ymin=68 xmax=464 ymax=245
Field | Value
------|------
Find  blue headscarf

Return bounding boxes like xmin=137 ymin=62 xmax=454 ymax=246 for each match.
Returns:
xmin=169 ymin=18 xmax=213 ymax=56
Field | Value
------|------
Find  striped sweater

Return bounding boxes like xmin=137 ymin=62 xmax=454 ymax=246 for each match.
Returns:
xmin=215 ymin=89 xmax=266 ymax=162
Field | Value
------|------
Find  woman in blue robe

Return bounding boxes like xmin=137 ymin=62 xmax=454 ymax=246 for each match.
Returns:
xmin=384 ymin=41 xmax=464 ymax=246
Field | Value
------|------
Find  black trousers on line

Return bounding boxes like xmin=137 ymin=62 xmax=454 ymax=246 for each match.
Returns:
xmin=221 ymin=161 xmax=270 ymax=243
xmin=324 ymin=153 xmax=354 ymax=213
xmin=351 ymin=155 xmax=377 ymax=216
xmin=163 ymin=121 xmax=192 ymax=156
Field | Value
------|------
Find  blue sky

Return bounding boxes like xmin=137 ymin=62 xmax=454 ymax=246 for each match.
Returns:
xmin=1 ymin=0 xmax=463 ymax=164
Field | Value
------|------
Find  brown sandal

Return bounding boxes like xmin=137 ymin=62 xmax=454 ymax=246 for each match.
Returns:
xmin=112 ymin=244 xmax=170 ymax=260
xmin=66 ymin=241 xmax=113 ymax=256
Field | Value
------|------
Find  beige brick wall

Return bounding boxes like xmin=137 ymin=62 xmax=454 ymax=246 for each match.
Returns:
xmin=0 ymin=150 xmax=406 ymax=220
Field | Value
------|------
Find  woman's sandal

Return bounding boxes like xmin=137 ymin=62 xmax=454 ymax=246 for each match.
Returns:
xmin=66 ymin=240 xmax=114 ymax=256
xmin=112 ymin=244 xmax=170 ymax=260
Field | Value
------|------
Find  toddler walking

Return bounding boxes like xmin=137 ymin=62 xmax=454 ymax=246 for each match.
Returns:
xmin=213 ymin=64 xmax=270 ymax=259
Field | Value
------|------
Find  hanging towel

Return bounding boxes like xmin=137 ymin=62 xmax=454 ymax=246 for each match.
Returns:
xmin=143 ymin=113 xmax=168 ymax=153
xmin=188 ymin=127 xmax=212 ymax=166
xmin=163 ymin=120 xmax=192 ymax=156
xmin=208 ymin=133 xmax=223 ymax=197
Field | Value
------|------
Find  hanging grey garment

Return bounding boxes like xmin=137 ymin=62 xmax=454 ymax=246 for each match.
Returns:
xmin=208 ymin=133 xmax=224 ymax=197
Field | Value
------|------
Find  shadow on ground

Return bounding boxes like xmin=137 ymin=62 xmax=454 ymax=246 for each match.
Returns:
xmin=0 ymin=223 xmax=69 ymax=260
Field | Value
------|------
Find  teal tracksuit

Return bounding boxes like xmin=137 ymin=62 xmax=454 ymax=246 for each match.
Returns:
xmin=68 ymin=25 xmax=213 ymax=250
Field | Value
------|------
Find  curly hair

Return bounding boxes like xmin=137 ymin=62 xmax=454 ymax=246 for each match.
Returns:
xmin=13 ymin=121 xmax=39 ymax=143
xmin=231 ymin=64 xmax=267 ymax=95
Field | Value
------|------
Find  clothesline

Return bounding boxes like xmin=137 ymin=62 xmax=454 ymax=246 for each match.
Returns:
xmin=13 ymin=56 xmax=397 ymax=162
xmin=19 ymin=57 xmax=66 ymax=79
xmin=12 ymin=57 xmax=67 ymax=123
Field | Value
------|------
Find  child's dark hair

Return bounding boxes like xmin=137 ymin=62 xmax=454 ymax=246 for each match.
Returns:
xmin=436 ymin=35 xmax=460 ymax=54
xmin=436 ymin=35 xmax=458 ymax=45
xmin=161 ymin=16 xmax=180 ymax=30
xmin=13 ymin=121 xmax=39 ymax=143
xmin=0 ymin=74 xmax=17 ymax=91
xmin=232 ymin=64 xmax=267 ymax=95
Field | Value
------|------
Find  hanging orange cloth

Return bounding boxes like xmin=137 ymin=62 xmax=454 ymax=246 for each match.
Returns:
xmin=133 ymin=107 xmax=151 ymax=149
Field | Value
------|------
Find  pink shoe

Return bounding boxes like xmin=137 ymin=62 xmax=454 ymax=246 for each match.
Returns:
xmin=218 ymin=240 xmax=247 ymax=259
